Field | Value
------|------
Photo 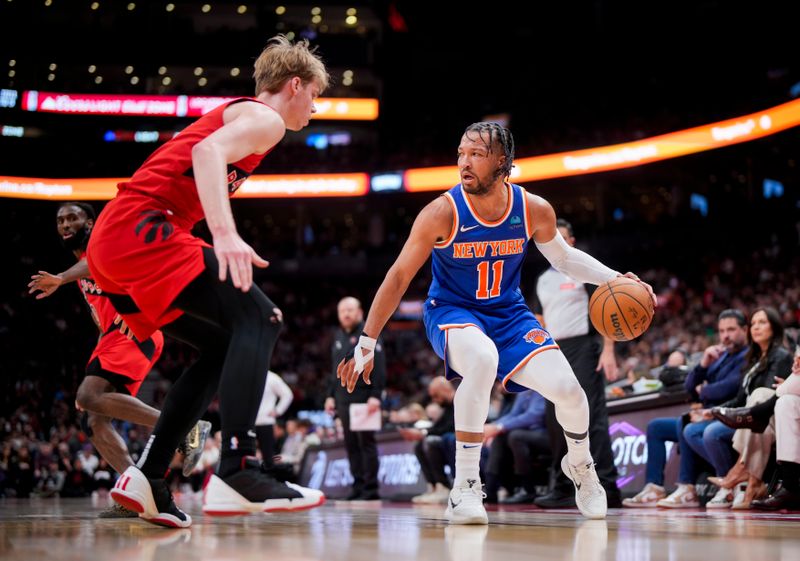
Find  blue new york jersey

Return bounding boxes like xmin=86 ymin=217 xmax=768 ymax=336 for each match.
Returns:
xmin=428 ymin=182 xmax=532 ymax=308
xmin=423 ymin=183 xmax=559 ymax=392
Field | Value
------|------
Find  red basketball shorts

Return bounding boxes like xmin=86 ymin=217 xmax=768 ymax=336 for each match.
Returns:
xmin=87 ymin=192 xmax=209 ymax=341
xmin=87 ymin=330 xmax=164 ymax=397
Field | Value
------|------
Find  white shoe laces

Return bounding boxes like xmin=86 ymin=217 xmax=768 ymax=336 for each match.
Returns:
xmin=453 ymin=480 xmax=486 ymax=508
xmin=573 ymin=463 xmax=604 ymax=503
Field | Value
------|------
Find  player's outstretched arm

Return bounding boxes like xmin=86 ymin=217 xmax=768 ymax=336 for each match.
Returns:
xmin=527 ymin=193 xmax=656 ymax=307
xmin=338 ymin=197 xmax=453 ymax=393
xmin=192 ymin=102 xmax=284 ymax=292
xmin=28 ymin=258 xmax=90 ymax=299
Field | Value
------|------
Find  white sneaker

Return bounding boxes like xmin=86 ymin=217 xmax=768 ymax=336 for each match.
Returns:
xmin=561 ymin=456 xmax=607 ymax=520
xmin=411 ymin=484 xmax=435 ymax=504
xmin=656 ymin=484 xmax=700 ymax=508
xmin=705 ymin=486 xmax=734 ymax=509
xmin=730 ymin=482 xmax=749 ymax=510
xmin=413 ymin=483 xmax=450 ymax=504
xmin=429 ymin=483 xmax=451 ymax=504
xmin=111 ymin=466 xmax=192 ymax=528
xmin=622 ymin=482 xmax=666 ymax=508
xmin=444 ymin=479 xmax=488 ymax=525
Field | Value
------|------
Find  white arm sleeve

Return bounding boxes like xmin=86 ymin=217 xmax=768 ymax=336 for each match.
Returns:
xmin=269 ymin=371 xmax=294 ymax=416
xmin=534 ymin=231 xmax=619 ymax=285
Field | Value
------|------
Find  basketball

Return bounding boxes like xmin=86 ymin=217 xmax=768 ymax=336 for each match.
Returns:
xmin=589 ymin=277 xmax=654 ymax=341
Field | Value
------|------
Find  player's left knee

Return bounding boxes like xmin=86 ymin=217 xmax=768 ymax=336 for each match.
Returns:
xmin=466 ymin=347 xmax=499 ymax=382
xmin=245 ymin=298 xmax=283 ymax=337
xmin=75 ymin=386 xmax=98 ymax=412
xmin=560 ymin=377 xmax=587 ymax=409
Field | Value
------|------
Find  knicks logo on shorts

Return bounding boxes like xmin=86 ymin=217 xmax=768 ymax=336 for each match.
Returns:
xmin=135 ymin=210 xmax=174 ymax=244
xmin=523 ymin=328 xmax=549 ymax=345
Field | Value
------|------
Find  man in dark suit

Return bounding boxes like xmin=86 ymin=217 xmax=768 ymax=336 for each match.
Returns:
xmin=325 ymin=297 xmax=386 ymax=500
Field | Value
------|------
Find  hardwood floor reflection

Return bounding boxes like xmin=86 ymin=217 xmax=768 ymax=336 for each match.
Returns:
xmin=1 ymin=497 xmax=798 ymax=561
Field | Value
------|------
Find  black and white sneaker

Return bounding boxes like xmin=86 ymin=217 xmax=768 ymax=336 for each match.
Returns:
xmin=177 ymin=420 xmax=213 ymax=477
xmin=561 ymin=455 xmax=607 ymax=520
xmin=203 ymin=459 xmax=325 ymax=516
xmin=111 ymin=465 xmax=192 ymax=528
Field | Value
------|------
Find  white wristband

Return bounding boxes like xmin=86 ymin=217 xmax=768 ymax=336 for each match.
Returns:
xmin=354 ymin=335 xmax=376 ymax=374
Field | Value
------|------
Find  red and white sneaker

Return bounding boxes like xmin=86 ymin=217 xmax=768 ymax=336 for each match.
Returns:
xmin=203 ymin=459 xmax=326 ymax=516
xmin=111 ymin=466 xmax=192 ymax=528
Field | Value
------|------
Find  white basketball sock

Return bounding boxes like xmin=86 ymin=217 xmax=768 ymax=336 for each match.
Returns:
xmin=454 ymin=441 xmax=482 ymax=487
xmin=565 ymin=431 xmax=592 ymax=467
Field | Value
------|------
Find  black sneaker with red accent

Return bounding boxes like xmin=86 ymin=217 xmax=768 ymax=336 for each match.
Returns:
xmin=203 ymin=458 xmax=325 ymax=516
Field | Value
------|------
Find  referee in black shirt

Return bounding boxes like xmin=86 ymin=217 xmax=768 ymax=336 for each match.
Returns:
xmin=325 ymin=297 xmax=386 ymax=500
xmin=531 ymin=219 xmax=622 ymax=508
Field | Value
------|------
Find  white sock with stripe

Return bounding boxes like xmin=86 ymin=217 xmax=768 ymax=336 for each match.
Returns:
xmin=454 ymin=441 xmax=482 ymax=488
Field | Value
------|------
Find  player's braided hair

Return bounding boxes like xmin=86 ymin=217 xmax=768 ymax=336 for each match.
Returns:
xmin=463 ymin=122 xmax=515 ymax=179
xmin=59 ymin=201 xmax=96 ymax=221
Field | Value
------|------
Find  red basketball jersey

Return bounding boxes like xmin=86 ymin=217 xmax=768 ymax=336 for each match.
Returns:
xmin=117 ymin=98 xmax=273 ymax=226
xmin=77 ymin=250 xmax=120 ymax=334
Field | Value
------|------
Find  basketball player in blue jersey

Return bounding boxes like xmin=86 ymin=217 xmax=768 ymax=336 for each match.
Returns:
xmin=338 ymin=122 xmax=657 ymax=524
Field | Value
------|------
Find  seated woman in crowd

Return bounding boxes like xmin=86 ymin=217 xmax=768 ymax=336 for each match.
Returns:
xmin=702 ymin=308 xmax=792 ymax=509
xmin=623 ymin=309 xmax=748 ymax=508
xmin=752 ymin=350 xmax=800 ymax=510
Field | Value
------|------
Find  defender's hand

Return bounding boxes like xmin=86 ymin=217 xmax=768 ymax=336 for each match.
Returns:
xmin=28 ymin=271 xmax=63 ymax=299
xmin=213 ymin=231 xmax=269 ymax=292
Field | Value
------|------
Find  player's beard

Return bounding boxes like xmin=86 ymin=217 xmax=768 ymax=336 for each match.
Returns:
xmin=462 ymin=178 xmax=491 ymax=196
xmin=462 ymin=167 xmax=503 ymax=196
xmin=61 ymin=225 xmax=91 ymax=251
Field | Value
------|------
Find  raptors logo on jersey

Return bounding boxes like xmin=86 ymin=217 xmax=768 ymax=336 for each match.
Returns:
xmin=135 ymin=210 xmax=174 ymax=244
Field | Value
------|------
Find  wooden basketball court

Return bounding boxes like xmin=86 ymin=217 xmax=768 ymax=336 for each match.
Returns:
xmin=1 ymin=496 xmax=798 ymax=561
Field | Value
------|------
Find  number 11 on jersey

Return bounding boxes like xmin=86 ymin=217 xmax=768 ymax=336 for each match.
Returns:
xmin=476 ymin=260 xmax=504 ymax=299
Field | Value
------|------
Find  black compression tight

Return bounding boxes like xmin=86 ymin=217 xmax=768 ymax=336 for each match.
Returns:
xmin=138 ymin=247 xmax=282 ymax=479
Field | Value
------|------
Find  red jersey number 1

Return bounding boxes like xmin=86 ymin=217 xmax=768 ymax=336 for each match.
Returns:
xmin=476 ymin=260 xmax=504 ymax=299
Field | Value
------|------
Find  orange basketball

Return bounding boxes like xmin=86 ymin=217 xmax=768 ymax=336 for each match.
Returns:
xmin=589 ymin=277 xmax=654 ymax=341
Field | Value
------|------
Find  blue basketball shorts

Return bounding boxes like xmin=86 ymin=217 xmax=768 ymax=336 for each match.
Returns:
xmin=423 ymin=298 xmax=559 ymax=392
